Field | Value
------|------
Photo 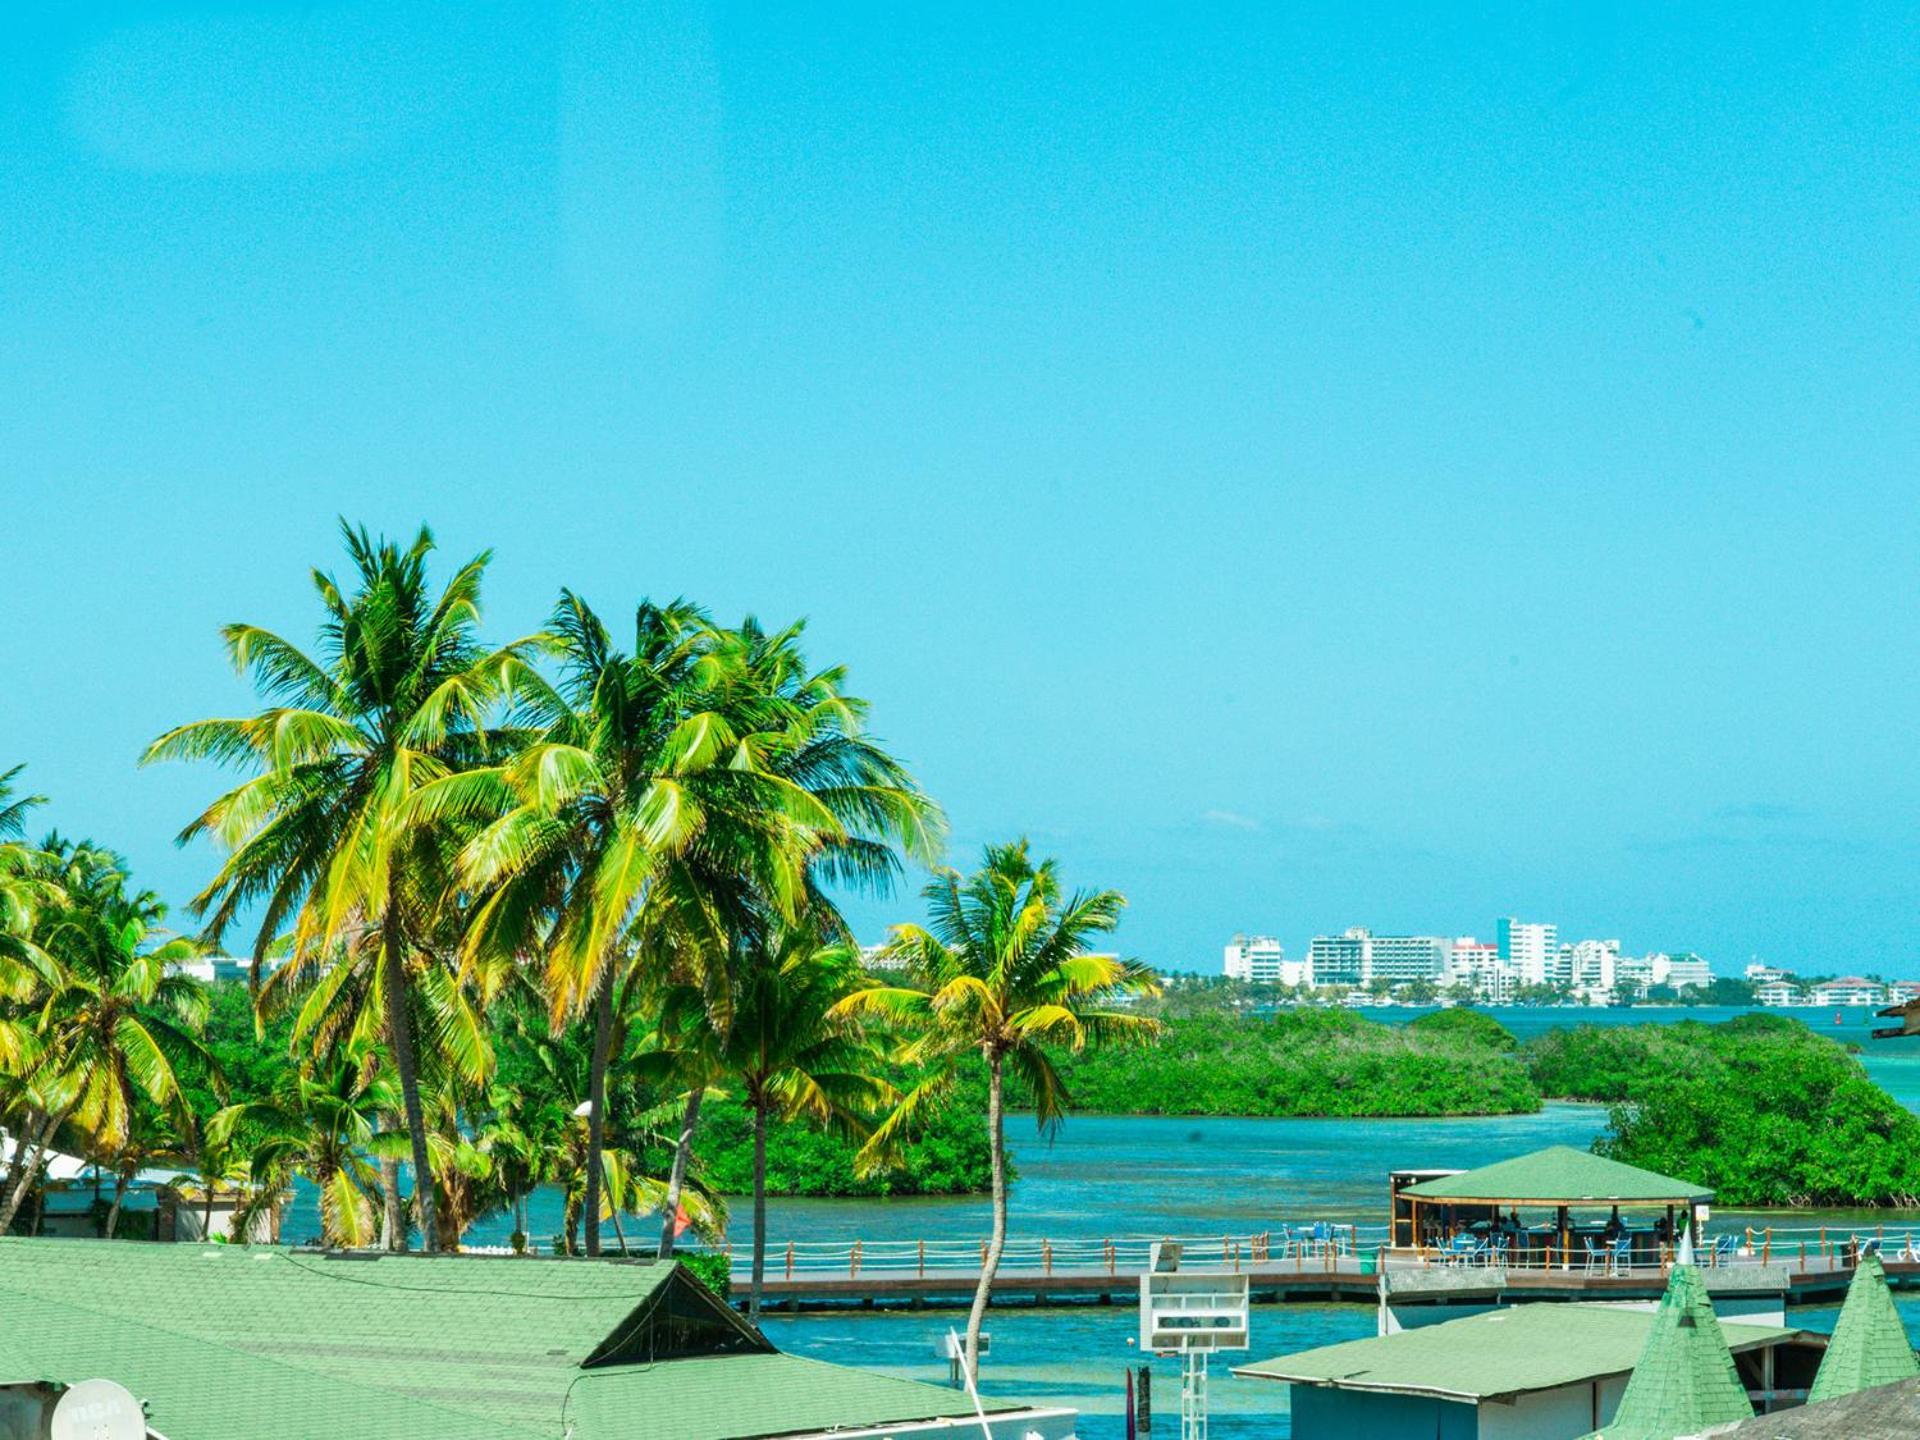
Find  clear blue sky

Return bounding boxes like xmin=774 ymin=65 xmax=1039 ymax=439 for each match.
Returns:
xmin=1 ymin=3 xmax=1915 ymax=974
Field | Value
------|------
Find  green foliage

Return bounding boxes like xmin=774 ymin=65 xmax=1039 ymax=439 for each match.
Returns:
xmin=1529 ymin=1017 xmax=1920 ymax=1206
xmin=693 ymin=1094 xmax=994 ymax=1197
xmin=1407 ymin=1006 xmax=1518 ymax=1051
xmin=677 ymin=1251 xmax=732 ymax=1298
xmin=1044 ymin=1009 xmax=1540 ymax=1118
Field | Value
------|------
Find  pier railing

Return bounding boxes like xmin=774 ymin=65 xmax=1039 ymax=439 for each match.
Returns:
xmin=696 ymin=1227 xmax=1392 ymax=1280
xmin=694 ymin=1222 xmax=1920 ymax=1282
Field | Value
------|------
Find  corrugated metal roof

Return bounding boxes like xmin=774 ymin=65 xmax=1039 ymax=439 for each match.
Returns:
xmin=1807 ymin=1254 xmax=1920 ymax=1405
xmin=1400 ymin=1145 xmax=1713 ymax=1204
xmin=1233 ymin=1300 xmax=1793 ymax=1402
xmin=0 ymin=1238 xmax=1025 ymax=1440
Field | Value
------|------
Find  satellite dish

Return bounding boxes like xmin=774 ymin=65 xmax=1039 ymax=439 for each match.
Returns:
xmin=50 ymin=1379 xmax=146 ymax=1440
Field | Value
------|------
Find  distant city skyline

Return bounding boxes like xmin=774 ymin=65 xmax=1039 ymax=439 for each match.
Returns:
xmin=2 ymin=5 xmax=1916 ymax=970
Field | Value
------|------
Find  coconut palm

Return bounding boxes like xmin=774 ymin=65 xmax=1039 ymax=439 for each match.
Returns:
xmin=427 ymin=597 xmax=940 ymax=1256
xmin=0 ymin=848 xmax=213 ymax=1233
xmin=143 ymin=522 xmax=509 ymax=1250
xmin=211 ymin=1055 xmax=401 ymax=1248
xmin=837 ymin=841 xmax=1161 ymax=1383
xmin=722 ymin=924 xmax=891 ymax=1322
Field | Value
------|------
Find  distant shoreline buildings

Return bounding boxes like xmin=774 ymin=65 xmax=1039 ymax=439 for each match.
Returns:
xmin=1219 ymin=920 xmax=1890 ymax=1008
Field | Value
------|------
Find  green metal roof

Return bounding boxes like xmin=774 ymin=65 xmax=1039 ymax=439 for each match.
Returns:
xmin=1399 ymin=1145 xmax=1713 ymax=1205
xmin=1806 ymin=1254 xmax=1920 ymax=1405
xmin=1589 ymin=1265 xmax=1755 ymax=1438
xmin=0 ymin=1238 xmax=1026 ymax=1440
xmin=1232 ymin=1302 xmax=1793 ymax=1403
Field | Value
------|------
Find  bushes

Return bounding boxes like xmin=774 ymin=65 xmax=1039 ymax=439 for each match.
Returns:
xmin=1407 ymin=1006 xmax=1518 ymax=1052
xmin=693 ymin=1094 xmax=995 ymax=1198
xmin=1039 ymin=1009 xmax=1541 ymax=1118
xmin=1528 ymin=1017 xmax=1920 ymax=1206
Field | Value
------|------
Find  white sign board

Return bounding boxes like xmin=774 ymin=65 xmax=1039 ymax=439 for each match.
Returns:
xmin=50 ymin=1379 xmax=146 ymax=1440
xmin=1139 ymin=1271 xmax=1250 ymax=1354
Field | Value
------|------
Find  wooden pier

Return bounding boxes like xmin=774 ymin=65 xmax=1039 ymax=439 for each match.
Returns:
xmin=716 ymin=1228 xmax=1920 ymax=1313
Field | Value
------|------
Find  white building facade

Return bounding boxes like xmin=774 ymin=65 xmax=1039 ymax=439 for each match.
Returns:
xmin=1496 ymin=918 xmax=1560 ymax=986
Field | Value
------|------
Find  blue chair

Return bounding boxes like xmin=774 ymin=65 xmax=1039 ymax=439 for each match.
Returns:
xmin=1581 ymin=1236 xmax=1608 ymax=1275
xmin=1608 ymin=1235 xmax=1633 ymax=1274
xmin=1710 ymin=1234 xmax=1739 ymax=1265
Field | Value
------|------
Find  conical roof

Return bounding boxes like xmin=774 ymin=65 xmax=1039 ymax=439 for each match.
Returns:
xmin=1807 ymin=1253 xmax=1919 ymax=1404
xmin=1591 ymin=1265 xmax=1753 ymax=1438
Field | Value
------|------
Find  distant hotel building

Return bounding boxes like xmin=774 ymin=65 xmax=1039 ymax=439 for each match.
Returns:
xmin=1302 ymin=929 xmax=1447 ymax=989
xmin=1754 ymin=979 xmax=1803 ymax=1006
xmin=1496 ymin=918 xmax=1559 ymax=986
xmin=1445 ymin=937 xmax=1511 ymax=1003
xmin=1810 ymin=977 xmax=1886 ymax=1007
xmin=1223 ymin=935 xmax=1308 ymax=986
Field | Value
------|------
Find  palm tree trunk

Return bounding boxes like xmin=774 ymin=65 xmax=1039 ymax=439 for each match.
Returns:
xmin=0 ymin=1109 xmax=66 ymax=1235
xmin=963 ymin=1051 xmax=1006 ymax=1388
xmin=381 ymin=901 xmax=439 ymax=1252
xmin=749 ymin=1100 xmax=769 ymax=1324
xmin=105 ymin=1170 xmax=128 ymax=1239
xmin=204 ymin=1175 xmax=216 ymax=1240
xmin=584 ymin=971 xmax=616 ymax=1258
xmin=657 ymin=1087 xmax=704 ymax=1259
xmin=380 ymin=1153 xmax=405 ymax=1251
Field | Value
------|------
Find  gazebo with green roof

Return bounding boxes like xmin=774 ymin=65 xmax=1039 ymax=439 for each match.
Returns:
xmin=1806 ymin=1252 xmax=1920 ymax=1404
xmin=1395 ymin=1145 xmax=1713 ymax=1266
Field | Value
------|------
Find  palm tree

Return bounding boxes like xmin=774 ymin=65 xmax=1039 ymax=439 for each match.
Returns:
xmin=0 ymin=847 xmax=214 ymax=1233
xmin=211 ymin=1055 xmax=401 ymax=1248
xmin=838 ymin=841 xmax=1161 ymax=1384
xmin=723 ymin=924 xmax=891 ymax=1322
xmin=143 ymin=522 xmax=508 ymax=1251
xmin=432 ymin=598 xmax=940 ymax=1257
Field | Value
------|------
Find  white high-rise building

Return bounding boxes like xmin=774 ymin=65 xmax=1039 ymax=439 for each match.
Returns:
xmin=1224 ymin=935 xmax=1306 ymax=985
xmin=1496 ymin=918 xmax=1560 ymax=986
xmin=1446 ymin=937 xmax=1512 ymax=1002
xmin=1563 ymin=939 xmax=1621 ymax=992
xmin=1665 ymin=952 xmax=1713 ymax=992
xmin=1306 ymin=929 xmax=1370 ymax=988
xmin=1304 ymin=928 xmax=1447 ymax=989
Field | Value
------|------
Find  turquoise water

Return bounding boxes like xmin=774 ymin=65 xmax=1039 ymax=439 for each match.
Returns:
xmin=756 ymin=1007 xmax=1920 ymax=1439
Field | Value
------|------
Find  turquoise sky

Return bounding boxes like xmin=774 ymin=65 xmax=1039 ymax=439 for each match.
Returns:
xmin=2 ymin=3 xmax=1915 ymax=973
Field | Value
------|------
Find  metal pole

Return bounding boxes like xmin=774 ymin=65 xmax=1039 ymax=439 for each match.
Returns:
xmin=1181 ymin=1351 xmax=1209 ymax=1440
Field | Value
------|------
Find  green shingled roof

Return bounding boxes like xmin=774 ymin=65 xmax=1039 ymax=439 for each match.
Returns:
xmin=1232 ymin=1302 xmax=1793 ymax=1402
xmin=1590 ymin=1265 xmax=1754 ymax=1439
xmin=1806 ymin=1253 xmax=1920 ymax=1405
xmin=1400 ymin=1145 xmax=1712 ymax=1205
xmin=0 ymin=1239 xmax=1027 ymax=1440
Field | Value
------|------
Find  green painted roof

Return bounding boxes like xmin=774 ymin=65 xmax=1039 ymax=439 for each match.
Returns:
xmin=1232 ymin=1302 xmax=1793 ymax=1402
xmin=1400 ymin=1145 xmax=1713 ymax=1205
xmin=1590 ymin=1265 xmax=1754 ymax=1438
xmin=0 ymin=1239 xmax=1026 ymax=1440
xmin=1806 ymin=1254 xmax=1920 ymax=1405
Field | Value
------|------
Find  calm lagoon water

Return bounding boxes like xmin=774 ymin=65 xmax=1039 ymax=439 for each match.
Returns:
xmin=760 ymin=1006 xmax=1920 ymax=1440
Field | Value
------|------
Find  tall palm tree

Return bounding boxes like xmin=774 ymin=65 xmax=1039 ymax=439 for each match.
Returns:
xmin=430 ymin=597 xmax=940 ymax=1257
xmin=0 ymin=848 xmax=214 ymax=1233
xmin=838 ymin=841 xmax=1161 ymax=1384
xmin=723 ymin=924 xmax=891 ymax=1322
xmin=143 ymin=521 xmax=507 ymax=1251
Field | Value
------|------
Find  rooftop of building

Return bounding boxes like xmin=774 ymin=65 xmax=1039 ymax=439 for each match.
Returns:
xmin=1703 ymin=1375 xmax=1920 ymax=1437
xmin=1232 ymin=1301 xmax=1798 ymax=1404
xmin=1399 ymin=1145 xmax=1713 ymax=1206
xmin=0 ymin=1238 xmax=1032 ymax=1440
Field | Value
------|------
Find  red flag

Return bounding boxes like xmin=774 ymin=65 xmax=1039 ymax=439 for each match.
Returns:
xmin=671 ymin=1202 xmax=692 ymax=1238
